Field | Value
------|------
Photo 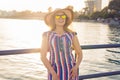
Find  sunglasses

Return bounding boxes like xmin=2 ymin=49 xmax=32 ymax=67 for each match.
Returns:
xmin=55 ymin=15 xmax=67 ymax=19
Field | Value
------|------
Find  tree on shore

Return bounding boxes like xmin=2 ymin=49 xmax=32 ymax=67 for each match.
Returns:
xmin=108 ymin=0 xmax=120 ymax=17
xmin=108 ymin=0 xmax=120 ymax=11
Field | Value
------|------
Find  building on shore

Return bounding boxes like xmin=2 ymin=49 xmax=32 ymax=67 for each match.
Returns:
xmin=84 ymin=0 xmax=94 ymax=14
xmin=84 ymin=0 xmax=111 ymax=14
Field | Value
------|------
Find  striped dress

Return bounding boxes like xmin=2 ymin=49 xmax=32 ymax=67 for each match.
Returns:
xmin=43 ymin=31 xmax=78 ymax=80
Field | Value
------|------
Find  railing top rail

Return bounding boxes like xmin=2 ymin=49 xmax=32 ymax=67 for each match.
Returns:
xmin=0 ymin=44 xmax=120 ymax=55
xmin=81 ymin=44 xmax=120 ymax=49
xmin=79 ymin=70 xmax=120 ymax=80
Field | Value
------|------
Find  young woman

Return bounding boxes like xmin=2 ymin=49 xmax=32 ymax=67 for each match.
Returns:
xmin=40 ymin=7 xmax=83 ymax=80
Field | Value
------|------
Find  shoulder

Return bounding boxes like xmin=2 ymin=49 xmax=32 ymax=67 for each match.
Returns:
xmin=67 ymin=31 xmax=77 ymax=36
xmin=42 ymin=31 xmax=52 ymax=37
xmin=72 ymin=32 xmax=77 ymax=36
xmin=66 ymin=31 xmax=77 ymax=40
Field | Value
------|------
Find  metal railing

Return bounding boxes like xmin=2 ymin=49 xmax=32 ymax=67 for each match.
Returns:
xmin=0 ymin=44 xmax=120 ymax=55
xmin=0 ymin=44 xmax=120 ymax=80
xmin=79 ymin=70 xmax=120 ymax=80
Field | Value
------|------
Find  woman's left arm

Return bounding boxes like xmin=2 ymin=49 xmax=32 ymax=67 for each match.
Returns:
xmin=70 ymin=35 xmax=83 ymax=79
xmin=72 ymin=35 xmax=83 ymax=68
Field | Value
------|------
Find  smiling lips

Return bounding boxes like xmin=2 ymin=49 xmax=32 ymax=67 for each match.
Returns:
xmin=58 ymin=20 xmax=64 ymax=23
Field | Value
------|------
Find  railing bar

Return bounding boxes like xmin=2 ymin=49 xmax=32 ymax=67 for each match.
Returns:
xmin=81 ymin=44 xmax=120 ymax=49
xmin=79 ymin=70 xmax=120 ymax=80
xmin=0 ymin=48 xmax=40 ymax=55
xmin=0 ymin=44 xmax=120 ymax=55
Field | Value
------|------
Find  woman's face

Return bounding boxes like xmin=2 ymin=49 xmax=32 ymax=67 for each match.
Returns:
xmin=54 ymin=12 xmax=67 ymax=27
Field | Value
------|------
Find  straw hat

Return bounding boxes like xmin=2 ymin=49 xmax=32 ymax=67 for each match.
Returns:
xmin=44 ymin=7 xmax=73 ymax=28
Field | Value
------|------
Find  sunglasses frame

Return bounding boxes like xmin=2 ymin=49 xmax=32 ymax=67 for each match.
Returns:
xmin=55 ymin=14 xmax=67 ymax=19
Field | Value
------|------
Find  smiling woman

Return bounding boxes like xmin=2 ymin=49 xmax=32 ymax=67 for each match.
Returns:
xmin=0 ymin=0 xmax=85 ymax=12
xmin=40 ymin=7 xmax=83 ymax=80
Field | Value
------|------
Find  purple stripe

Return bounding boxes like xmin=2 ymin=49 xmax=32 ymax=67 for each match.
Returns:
xmin=65 ymin=36 xmax=72 ymax=79
xmin=49 ymin=35 xmax=55 ymax=64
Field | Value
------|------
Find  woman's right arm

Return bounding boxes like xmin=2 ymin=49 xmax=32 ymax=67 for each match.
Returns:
xmin=40 ymin=33 xmax=58 ymax=79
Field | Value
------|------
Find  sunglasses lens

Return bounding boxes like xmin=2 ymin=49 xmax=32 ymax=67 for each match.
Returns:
xmin=55 ymin=15 xmax=60 ymax=19
xmin=62 ymin=15 xmax=66 ymax=19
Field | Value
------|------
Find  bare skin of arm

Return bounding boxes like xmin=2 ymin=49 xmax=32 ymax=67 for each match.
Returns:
xmin=40 ymin=34 xmax=60 ymax=80
xmin=70 ymin=35 xmax=83 ymax=79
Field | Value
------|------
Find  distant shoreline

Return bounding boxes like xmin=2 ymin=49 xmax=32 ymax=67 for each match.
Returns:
xmin=0 ymin=17 xmax=95 ymax=22
xmin=1 ymin=17 xmax=120 ymax=27
xmin=0 ymin=17 xmax=44 ymax=20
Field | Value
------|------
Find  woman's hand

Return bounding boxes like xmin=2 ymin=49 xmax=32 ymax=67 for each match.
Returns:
xmin=52 ymin=71 xmax=60 ymax=80
xmin=52 ymin=74 xmax=60 ymax=80
xmin=70 ymin=65 xmax=78 ymax=79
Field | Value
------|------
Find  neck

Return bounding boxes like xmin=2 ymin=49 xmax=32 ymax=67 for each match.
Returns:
xmin=54 ymin=26 xmax=64 ymax=34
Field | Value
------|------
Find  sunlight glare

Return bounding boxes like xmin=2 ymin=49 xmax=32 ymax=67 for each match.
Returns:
xmin=0 ymin=0 xmax=85 ymax=12
xmin=1 ymin=19 xmax=49 ymax=49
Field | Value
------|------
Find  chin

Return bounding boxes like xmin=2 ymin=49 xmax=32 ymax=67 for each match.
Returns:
xmin=58 ymin=23 xmax=65 ymax=26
